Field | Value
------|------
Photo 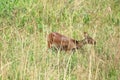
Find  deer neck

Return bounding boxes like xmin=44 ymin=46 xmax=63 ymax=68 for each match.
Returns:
xmin=76 ymin=39 xmax=87 ymax=49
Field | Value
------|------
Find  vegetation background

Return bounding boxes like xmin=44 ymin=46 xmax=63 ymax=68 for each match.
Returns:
xmin=0 ymin=0 xmax=120 ymax=80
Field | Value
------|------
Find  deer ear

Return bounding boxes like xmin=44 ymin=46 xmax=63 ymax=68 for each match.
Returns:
xmin=84 ymin=32 xmax=88 ymax=38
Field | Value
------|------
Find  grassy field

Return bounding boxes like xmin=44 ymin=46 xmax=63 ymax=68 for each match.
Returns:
xmin=0 ymin=0 xmax=120 ymax=80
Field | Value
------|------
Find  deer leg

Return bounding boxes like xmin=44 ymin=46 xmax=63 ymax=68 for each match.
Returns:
xmin=46 ymin=41 xmax=51 ymax=52
xmin=46 ymin=41 xmax=53 ymax=53
xmin=65 ymin=46 xmax=72 ymax=53
xmin=72 ymin=48 xmax=76 ymax=53
xmin=48 ymin=41 xmax=51 ymax=48
xmin=66 ymin=49 xmax=73 ymax=54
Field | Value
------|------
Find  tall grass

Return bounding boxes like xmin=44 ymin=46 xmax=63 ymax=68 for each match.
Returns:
xmin=0 ymin=0 xmax=120 ymax=80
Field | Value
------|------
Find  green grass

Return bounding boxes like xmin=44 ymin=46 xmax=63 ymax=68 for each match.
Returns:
xmin=0 ymin=0 xmax=120 ymax=80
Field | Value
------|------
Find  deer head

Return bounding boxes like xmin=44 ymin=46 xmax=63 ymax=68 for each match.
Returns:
xmin=76 ymin=32 xmax=96 ymax=49
xmin=84 ymin=32 xmax=96 ymax=45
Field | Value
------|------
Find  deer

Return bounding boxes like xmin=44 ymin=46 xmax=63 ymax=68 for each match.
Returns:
xmin=47 ymin=32 xmax=96 ymax=52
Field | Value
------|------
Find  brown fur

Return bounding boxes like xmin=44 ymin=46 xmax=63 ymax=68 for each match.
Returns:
xmin=47 ymin=32 xmax=96 ymax=51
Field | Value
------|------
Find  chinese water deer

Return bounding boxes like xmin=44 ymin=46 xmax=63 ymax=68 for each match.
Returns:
xmin=47 ymin=32 xmax=96 ymax=52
